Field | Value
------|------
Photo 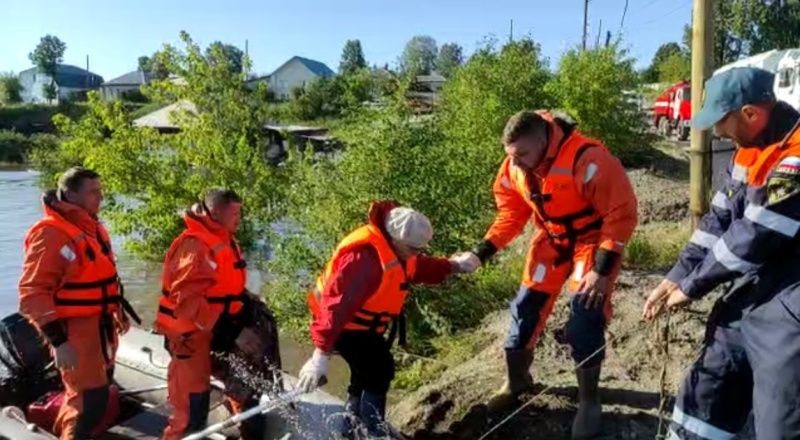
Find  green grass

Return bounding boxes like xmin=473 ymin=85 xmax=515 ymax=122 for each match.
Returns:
xmin=392 ymin=325 xmax=495 ymax=394
xmin=624 ymin=220 xmax=691 ymax=270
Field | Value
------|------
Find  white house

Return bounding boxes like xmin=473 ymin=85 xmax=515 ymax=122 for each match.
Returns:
xmin=246 ymin=56 xmax=335 ymax=100
xmin=99 ymin=70 xmax=152 ymax=101
xmin=18 ymin=64 xmax=103 ymax=104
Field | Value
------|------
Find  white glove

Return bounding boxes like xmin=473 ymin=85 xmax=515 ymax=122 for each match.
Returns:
xmin=450 ymin=252 xmax=482 ymax=273
xmin=297 ymin=348 xmax=330 ymax=393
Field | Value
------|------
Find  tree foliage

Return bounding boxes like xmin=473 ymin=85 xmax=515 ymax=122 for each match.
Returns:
xmin=33 ymin=31 xmax=288 ymax=259
xmin=205 ymin=41 xmax=246 ymax=74
xmin=339 ymin=39 xmax=367 ymax=75
xmin=642 ymin=42 xmax=683 ymax=83
xmin=29 ymin=35 xmax=66 ymax=103
xmin=137 ymin=52 xmax=171 ymax=80
xmin=436 ymin=43 xmax=464 ymax=78
xmin=546 ymin=44 xmax=648 ymax=163
xmin=438 ymin=37 xmax=552 ymax=150
xmin=681 ymin=0 xmax=800 ymax=69
xmin=400 ymin=36 xmax=438 ymax=76
xmin=657 ymin=52 xmax=691 ymax=83
xmin=0 ymin=73 xmax=23 ymax=105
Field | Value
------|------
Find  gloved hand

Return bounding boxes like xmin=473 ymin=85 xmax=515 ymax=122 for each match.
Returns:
xmin=298 ymin=348 xmax=330 ymax=393
xmin=449 ymin=252 xmax=482 ymax=273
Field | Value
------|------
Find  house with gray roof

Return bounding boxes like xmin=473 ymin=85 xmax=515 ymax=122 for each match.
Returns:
xmin=99 ymin=69 xmax=153 ymax=101
xmin=19 ymin=64 xmax=104 ymax=104
xmin=246 ymin=56 xmax=335 ymax=100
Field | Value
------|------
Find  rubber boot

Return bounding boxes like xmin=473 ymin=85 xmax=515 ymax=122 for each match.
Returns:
xmin=339 ymin=393 xmax=360 ymax=438
xmin=486 ymin=349 xmax=534 ymax=412
xmin=571 ymin=366 xmax=602 ymax=439
xmin=359 ymin=391 xmax=388 ymax=437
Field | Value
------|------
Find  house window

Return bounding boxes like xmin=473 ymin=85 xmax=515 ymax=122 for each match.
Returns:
xmin=778 ymin=68 xmax=793 ymax=88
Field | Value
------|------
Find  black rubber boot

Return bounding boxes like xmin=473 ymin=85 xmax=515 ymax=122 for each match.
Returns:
xmin=571 ymin=366 xmax=602 ymax=439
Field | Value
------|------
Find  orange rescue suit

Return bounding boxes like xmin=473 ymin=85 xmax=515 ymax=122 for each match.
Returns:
xmin=25 ymin=203 xmax=122 ymax=319
xmin=156 ymin=213 xmax=247 ymax=336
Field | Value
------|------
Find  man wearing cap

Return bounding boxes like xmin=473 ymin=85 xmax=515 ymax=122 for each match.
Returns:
xmin=298 ymin=200 xmax=470 ymax=437
xmin=643 ymin=67 xmax=800 ymax=439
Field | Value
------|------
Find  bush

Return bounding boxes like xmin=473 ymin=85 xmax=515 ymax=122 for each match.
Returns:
xmin=0 ymin=73 xmax=22 ymax=105
xmin=438 ymin=37 xmax=553 ymax=149
xmin=0 ymin=130 xmax=57 ymax=164
xmin=0 ymin=103 xmax=87 ymax=134
xmin=545 ymin=44 xmax=649 ymax=163
xmin=286 ymin=68 xmax=396 ymax=122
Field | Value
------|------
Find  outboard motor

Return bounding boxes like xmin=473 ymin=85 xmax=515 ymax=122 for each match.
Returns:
xmin=0 ymin=313 xmax=60 ymax=408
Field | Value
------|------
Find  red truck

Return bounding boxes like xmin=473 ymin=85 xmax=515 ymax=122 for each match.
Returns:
xmin=652 ymin=80 xmax=692 ymax=141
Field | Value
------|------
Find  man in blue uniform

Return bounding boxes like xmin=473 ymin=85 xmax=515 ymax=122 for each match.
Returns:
xmin=644 ymin=67 xmax=800 ymax=440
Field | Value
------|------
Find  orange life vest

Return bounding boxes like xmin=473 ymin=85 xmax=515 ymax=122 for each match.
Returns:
xmin=726 ymin=125 xmax=800 ymax=187
xmin=308 ymin=224 xmax=417 ymax=342
xmin=156 ymin=215 xmax=247 ymax=335
xmin=24 ymin=204 xmax=122 ymax=319
xmin=506 ymin=113 xmax=606 ymax=255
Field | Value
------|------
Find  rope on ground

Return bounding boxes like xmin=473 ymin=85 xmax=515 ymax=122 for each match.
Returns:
xmin=655 ymin=309 xmax=672 ymax=440
xmin=477 ymin=314 xmax=674 ymax=440
xmin=477 ymin=342 xmax=609 ymax=440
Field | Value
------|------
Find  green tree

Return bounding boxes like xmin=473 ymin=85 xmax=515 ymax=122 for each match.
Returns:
xmin=436 ymin=43 xmax=463 ymax=78
xmin=546 ymin=44 xmax=647 ymax=163
xmin=138 ymin=52 xmax=170 ymax=79
xmin=658 ymin=52 xmax=691 ymax=83
xmin=138 ymin=56 xmax=151 ymax=72
xmin=339 ymin=39 xmax=367 ymax=75
xmin=642 ymin=42 xmax=683 ymax=83
xmin=0 ymin=73 xmax=23 ymax=104
xmin=28 ymin=35 xmax=67 ymax=103
xmin=400 ymin=36 xmax=438 ymax=76
xmin=33 ymin=31 xmax=288 ymax=258
xmin=439 ymin=37 xmax=553 ymax=150
xmin=205 ymin=41 xmax=246 ymax=74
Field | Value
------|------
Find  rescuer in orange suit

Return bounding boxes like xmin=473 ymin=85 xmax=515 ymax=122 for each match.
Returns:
xmin=18 ymin=166 xmax=140 ymax=440
xmin=453 ymin=110 xmax=638 ymax=439
xmin=298 ymin=201 xmax=473 ymax=438
xmin=156 ymin=189 xmax=266 ymax=440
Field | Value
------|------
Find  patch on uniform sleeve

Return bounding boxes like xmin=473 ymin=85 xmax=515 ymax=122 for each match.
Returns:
xmin=767 ymin=157 xmax=800 ymax=204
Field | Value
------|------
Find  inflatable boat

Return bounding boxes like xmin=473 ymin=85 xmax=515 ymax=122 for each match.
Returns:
xmin=0 ymin=313 xmax=347 ymax=440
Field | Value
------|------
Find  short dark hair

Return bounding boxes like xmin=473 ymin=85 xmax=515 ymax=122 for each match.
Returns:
xmin=58 ymin=166 xmax=100 ymax=195
xmin=203 ymin=188 xmax=242 ymax=210
xmin=502 ymin=111 xmax=548 ymax=145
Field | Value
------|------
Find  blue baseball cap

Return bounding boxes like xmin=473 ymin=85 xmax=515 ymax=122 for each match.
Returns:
xmin=692 ymin=67 xmax=776 ymax=129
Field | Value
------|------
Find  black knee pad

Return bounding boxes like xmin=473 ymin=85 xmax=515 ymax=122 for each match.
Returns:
xmin=74 ymin=385 xmax=109 ymax=439
xmin=565 ymin=295 xmax=607 ymax=367
xmin=186 ymin=390 xmax=211 ymax=434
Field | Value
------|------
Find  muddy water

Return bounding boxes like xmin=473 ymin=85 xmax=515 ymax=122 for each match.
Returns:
xmin=0 ymin=169 xmax=349 ymax=397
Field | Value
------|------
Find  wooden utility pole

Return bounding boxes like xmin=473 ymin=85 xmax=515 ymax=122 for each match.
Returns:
xmin=690 ymin=0 xmax=714 ymax=227
xmin=510 ymin=19 xmax=514 ymax=43
xmin=582 ymin=0 xmax=589 ymax=50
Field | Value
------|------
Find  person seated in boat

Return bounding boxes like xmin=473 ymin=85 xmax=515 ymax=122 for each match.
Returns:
xmin=18 ymin=166 xmax=140 ymax=440
xmin=298 ymin=200 xmax=475 ymax=437
xmin=155 ymin=188 xmax=279 ymax=440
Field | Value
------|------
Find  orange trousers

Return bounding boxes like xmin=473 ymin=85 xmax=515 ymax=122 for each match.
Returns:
xmin=161 ymin=331 xmax=265 ymax=440
xmin=53 ymin=315 xmax=117 ymax=440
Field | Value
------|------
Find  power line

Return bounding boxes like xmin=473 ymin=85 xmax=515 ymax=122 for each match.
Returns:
xmin=626 ymin=0 xmax=692 ymax=31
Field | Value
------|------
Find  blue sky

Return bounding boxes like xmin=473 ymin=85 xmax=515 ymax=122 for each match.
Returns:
xmin=2 ymin=0 xmax=693 ymax=81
